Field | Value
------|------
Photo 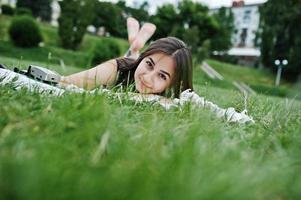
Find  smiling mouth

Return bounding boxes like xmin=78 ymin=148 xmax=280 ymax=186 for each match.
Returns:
xmin=139 ymin=79 xmax=152 ymax=92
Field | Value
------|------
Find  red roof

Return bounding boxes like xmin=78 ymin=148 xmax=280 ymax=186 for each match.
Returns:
xmin=232 ymin=0 xmax=245 ymax=7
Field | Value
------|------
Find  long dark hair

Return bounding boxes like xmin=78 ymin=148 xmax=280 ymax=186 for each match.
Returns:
xmin=116 ymin=37 xmax=193 ymax=98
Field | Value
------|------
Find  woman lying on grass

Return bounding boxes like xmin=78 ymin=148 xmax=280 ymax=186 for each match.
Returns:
xmin=59 ymin=17 xmax=254 ymax=124
xmin=60 ymin=18 xmax=191 ymax=100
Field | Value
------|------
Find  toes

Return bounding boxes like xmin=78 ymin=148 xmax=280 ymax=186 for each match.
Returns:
xmin=130 ymin=23 xmax=156 ymax=51
xmin=127 ymin=17 xmax=140 ymax=44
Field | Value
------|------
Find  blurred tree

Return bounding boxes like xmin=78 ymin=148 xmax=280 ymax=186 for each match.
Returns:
xmin=92 ymin=0 xmax=150 ymax=38
xmin=58 ymin=0 xmax=95 ymax=50
xmin=150 ymin=0 xmax=219 ymax=57
xmin=149 ymin=0 xmax=219 ymax=63
xmin=92 ymin=1 xmax=126 ymax=38
xmin=16 ymin=0 xmax=51 ymax=21
xmin=178 ymin=0 xmax=218 ymax=39
xmin=210 ymin=7 xmax=235 ymax=51
xmin=259 ymin=0 xmax=301 ymax=80
xmin=182 ymin=25 xmax=200 ymax=51
xmin=94 ymin=1 xmax=127 ymax=38
xmin=1 ymin=4 xmax=15 ymax=16
xmin=16 ymin=7 xmax=33 ymax=16
xmin=150 ymin=4 xmax=178 ymax=39
xmin=117 ymin=0 xmax=150 ymax=23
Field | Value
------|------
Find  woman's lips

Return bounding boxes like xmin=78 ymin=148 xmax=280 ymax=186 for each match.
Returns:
xmin=139 ymin=78 xmax=152 ymax=91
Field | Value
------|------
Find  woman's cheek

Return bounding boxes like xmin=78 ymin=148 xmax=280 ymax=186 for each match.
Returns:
xmin=154 ymin=80 xmax=165 ymax=93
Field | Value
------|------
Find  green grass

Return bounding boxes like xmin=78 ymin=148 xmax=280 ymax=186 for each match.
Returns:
xmin=0 ymin=15 xmax=129 ymax=69
xmin=206 ymin=59 xmax=277 ymax=86
xmin=0 ymin=41 xmax=92 ymax=68
xmin=0 ymin=55 xmax=81 ymax=75
xmin=203 ymin=59 xmax=296 ymax=98
xmin=1 ymin=77 xmax=301 ymax=199
xmin=1 ymin=14 xmax=301 ymax=199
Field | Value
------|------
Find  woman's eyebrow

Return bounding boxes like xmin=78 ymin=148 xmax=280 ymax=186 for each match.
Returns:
xmin=148 ymin=57 xmax=171 ymax=78
xmin=160 ymin=70 xmax=171 ymax=78
xmin=148 ymin=57 xmax=155 ymax=65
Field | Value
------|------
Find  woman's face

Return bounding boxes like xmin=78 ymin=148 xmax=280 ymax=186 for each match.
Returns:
xmin=134 ymin=53 xmax=175 ymax=94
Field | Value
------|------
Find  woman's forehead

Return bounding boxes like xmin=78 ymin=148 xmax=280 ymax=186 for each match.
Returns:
xmin=147 ymin=53 xmax=174 ymax=65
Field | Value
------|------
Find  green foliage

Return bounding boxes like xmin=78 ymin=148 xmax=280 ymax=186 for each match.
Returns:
xmin=1 ymin=4 xmax=15 ymax=16
xmin=178 ymin=0 xmax=219 ymax=46
xmin=0 ymin=79 xmax=300 ymax=199
xmin=16 ymin=0 xmax=51 ymax=21
xmin=250 ymin=84 xmax=289 ymax=97
xmin=8 ymin=16 xmax=43 ymax=48
xmin=150 ymin=4 xmax=178 ymax=39
xmin=89 ymin=39 xmax=121 ymax=67
xmin=150 ymin=0 xmax=219 ymax=55
xmin=195 ymin=40 xmax=211 ymax=63
xmin=206 ymin=59 xmax=275 ymax=86
xmin=211 ymin=54 xmax=239 ymax=66
xmin=15 ymin=7 xmax=33 ymax=16
xmin=0 ymin=41 xmax=90 ymax=69
xmin=58 ymin=0 xmax=95 ymax=50
xmin=92 ymin=1 xmax=150 ymax=38
xmin=117 ymin=0 xmax=150 ymax=23
xmin=210 ymin=7 xmax=235 ymax=51
xmin=259 ymin=0 xmax=301 ymax=81
xmin=92 ymin=1 xmax=126 ymax=38
xmin=0 ymin=16 xmax=128 ymax=68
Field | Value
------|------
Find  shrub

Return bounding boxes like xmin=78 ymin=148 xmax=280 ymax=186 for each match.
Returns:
xmin=58 ymin=0 xmax=95 ymax=50
xmin=195 ymin=40 xmax=211 ymax=64
xmin=89 ymin=39 xmax=121 ymax=66
xmin=211 ymin=54 xmax=239 ymax=65
xmin=15 ymin=7 xmax=33 ymax=16
xmin=250 ymin=84 xmax=288 ymax=97
xmin=9 ymin=16 xmax=43 ymax=48
xmin=1 ymin=4 xmax=15 ymax=16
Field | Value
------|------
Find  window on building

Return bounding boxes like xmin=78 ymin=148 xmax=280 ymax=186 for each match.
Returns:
xmin=243 ymin=10 xmax=251 ymax=24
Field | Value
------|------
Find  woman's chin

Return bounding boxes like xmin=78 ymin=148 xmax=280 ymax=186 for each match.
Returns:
xmin=138 ymin=88 xmax=151 ymax=94
xmin=136 ymin=83 xmax=152 ymax=94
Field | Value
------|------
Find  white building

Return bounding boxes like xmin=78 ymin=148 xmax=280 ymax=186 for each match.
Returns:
xmin=211 ymin=0 xmax=267 ymax=66
xmin=231 ymin=0 xmax=262 ymax=48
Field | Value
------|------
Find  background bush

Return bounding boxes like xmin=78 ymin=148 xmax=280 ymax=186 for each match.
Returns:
xmin=8 ymin=15 xmax=43 ymax=48
xmin=89 ymin=39 xmax=121 ymax=67
xmin=15 ymin=7 xmax=33 ymax=16
xmin=1 ymin=4 xmax=15 ymax=16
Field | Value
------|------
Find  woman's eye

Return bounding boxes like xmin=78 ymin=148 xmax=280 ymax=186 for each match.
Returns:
xmin=159 ymin=73 xmax=167 ymax=80
xmin=145 ymin=61 xmax=153 ymax=69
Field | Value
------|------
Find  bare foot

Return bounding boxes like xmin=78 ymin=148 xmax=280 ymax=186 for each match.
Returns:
xmin=131 ymin=22 xmax=156 ymax=54
xmin=127 ymin=17 xmax=140 ymax=45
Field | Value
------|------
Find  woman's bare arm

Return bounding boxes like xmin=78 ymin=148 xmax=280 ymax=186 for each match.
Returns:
xmin=60 ymin=59 xmax=118 ymax=90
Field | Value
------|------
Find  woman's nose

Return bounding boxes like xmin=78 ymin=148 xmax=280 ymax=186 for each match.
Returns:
xmin=143 ymin=71 xmax=154 ymax=84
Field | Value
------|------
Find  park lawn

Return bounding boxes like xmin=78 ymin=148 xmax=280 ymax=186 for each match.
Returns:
xmin=1 ymin=56 xmax=301 ymax=199
xmin=204 ymin=59 xmax=296 ymax=98
xmin=206 ymin=59 xmax=277 ymax=86
xmin=1 ymin=14 xmax=301 ymax=198
xmin=0 ymin=15 xmax=129 ymax=68
xmin=1 ymin=14 xmax=297 ymax=98
xmin=0 ymin=55 xmax=81 ymax=75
